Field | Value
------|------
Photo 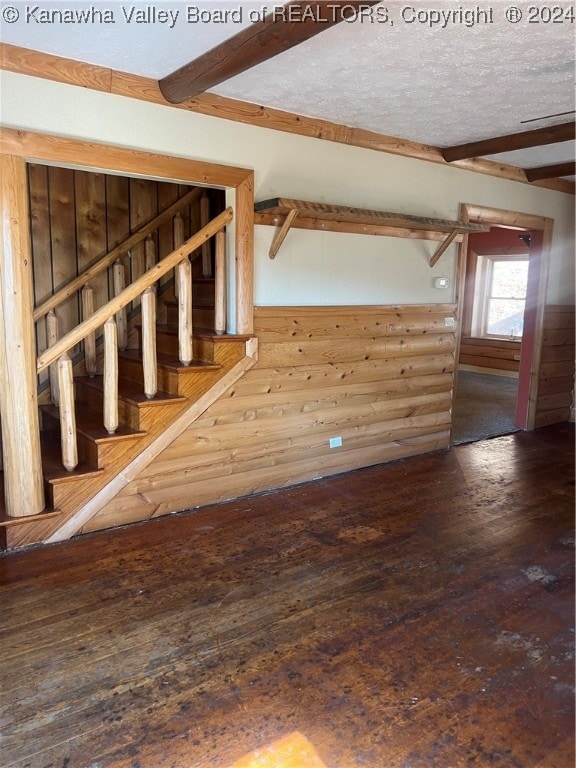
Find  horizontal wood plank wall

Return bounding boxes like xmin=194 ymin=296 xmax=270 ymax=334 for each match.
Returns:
xmin=459 ymin=336 xmax=521 ymax=372
xmin=535 ymin=305 xmax=575 ymax=428
xmin=27 ymin=165 xmax=218 ymax=389
xmin=84 ymin=305 xmax=456 ymax=533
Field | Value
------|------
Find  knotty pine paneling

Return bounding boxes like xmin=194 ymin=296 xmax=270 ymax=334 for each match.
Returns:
xmin=84 ymin=305 xmax=456 ymax=534
xmin=535 ymin=305 xmax=575 ymax=428
xmin=27 ymin=164 xmax=211 ymax=389
xmin=459 ymin=336 xmax=521 ymax=372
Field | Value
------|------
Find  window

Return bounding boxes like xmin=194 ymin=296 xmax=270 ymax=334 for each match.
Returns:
xmin=471 ymin=255 xmax=529 ymax=340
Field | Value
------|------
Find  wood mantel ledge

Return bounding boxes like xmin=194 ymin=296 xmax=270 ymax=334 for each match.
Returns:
xmin=254 ymin=197 xmax=490 ymax=263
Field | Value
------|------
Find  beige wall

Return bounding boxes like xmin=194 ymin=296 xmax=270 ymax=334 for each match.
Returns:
xmin=1 ymin=70 xmax=574 ymax=308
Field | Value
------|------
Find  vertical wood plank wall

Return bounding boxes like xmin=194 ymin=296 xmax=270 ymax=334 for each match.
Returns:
xmin=83 ymin=305 xmax=456 ymax=533
xmin=27 ymin=165 xmax=220 ymax=389
xmin=535 ymin=305 xmax=575 ymax=427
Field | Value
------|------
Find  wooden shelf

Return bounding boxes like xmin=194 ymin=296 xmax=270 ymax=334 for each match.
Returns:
xmin=254 ymin=197 xmax=490 ymax=265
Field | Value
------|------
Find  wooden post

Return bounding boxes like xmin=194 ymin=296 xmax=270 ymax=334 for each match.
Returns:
xmin=81 ymin=285 xmax=97 ymax=377
xmin=215 ymin=230 xmax=227 ymax=334
xmin=46 ymin=309 xmax=60 ymax=405
xmin=201 ymin=193 xmax=212 ymax=277
xmin=235 ymin=174 xmax=254 ymax=335
xmin=103 ymin=318 xmax=118 ymax=435
xmin=173 ymin=213 xmax=184 ymax=298
xmin=57 ymin=353 xmax=78 ymax=472
xmin=177 ymin=258 xmax=193 ymax=366
xmin=144 ymin=235 xmax=156 ymax=273
xmin=141 ymin=287 xmax=157 ymax=399
xmin=0 ymin=154 xmax=45 ymax=516
xmin=112 ymin=260 xmax=128 ymax=351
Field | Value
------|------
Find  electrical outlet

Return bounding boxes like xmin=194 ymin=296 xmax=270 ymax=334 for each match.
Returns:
xmin=329 ymin=436 xmax=342 ymax=448
xmin=444 ymin=317 xmax=455 ymax=327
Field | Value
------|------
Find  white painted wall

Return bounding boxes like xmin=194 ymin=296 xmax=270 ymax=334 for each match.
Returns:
xmin=1 ymin=71 xmax=574 ymax=306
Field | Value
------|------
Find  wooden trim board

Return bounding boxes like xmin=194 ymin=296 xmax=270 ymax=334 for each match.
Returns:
xmin=1 ymin=43 xmax=574 ymax=195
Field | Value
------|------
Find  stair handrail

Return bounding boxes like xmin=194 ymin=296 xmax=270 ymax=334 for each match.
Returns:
xmin=36 ymin=206 xmax=233 ymax=374
xmin=33 ymin=187 xmax=203 ymax=322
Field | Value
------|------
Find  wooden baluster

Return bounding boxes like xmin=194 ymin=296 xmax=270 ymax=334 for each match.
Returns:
xmin=103 ymin=318 xmax=118 ymax=435
xmin=173 ymin=213 xmax=184 ymax=298
xmin=141 ymin=287 xmax=157 ymax=399
xmin=177 ymin=258 xmax=193 ymax=366
xmin=57 ymin=353 xmax=78 ymax=472
xmin=112 ymin=260 xmax=128 ymax=351
xmin=200 ymin=193 xmax=212 ymax=277
xmin=215 ymin=230 xmax=227 ymax=335
xmin=46 ymin=309 xmax=60 ymax=405
xmin=145 ymin=235 xmax=156 ymax=276
xmin=81 ymin=285 xmax=97 ymax=378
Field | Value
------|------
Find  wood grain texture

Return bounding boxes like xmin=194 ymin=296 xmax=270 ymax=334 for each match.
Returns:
xmin=535 ymin=305 xmax=575 ymax=427
xmin=88 ymin=305 xmax=456 ymax=533
xmin=443 ymin=121 xmax=575 ymax=162
xmin=0 ymin=424 xmax=573 ymax=767
xmin=459 ymin=337 xmax=521 ymax=373
xmin=0 ymin=155 xmax=45 ymax=516
xmin=2 ymin=44 xmax=573 ymax=194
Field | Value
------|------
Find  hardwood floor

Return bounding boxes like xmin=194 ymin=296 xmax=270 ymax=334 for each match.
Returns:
xmin=1 ymin=424 xmax=574 ymax=768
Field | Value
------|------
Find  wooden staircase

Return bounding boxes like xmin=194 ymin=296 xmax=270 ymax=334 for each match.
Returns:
xmin=0 ymin=204 xmax=257 ymax=550
xmin=1 ymin=324 xmax=253 ymax=550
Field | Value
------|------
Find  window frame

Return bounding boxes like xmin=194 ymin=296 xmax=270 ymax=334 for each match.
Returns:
xmin=470 ymin=253 xmax=530 ymax=341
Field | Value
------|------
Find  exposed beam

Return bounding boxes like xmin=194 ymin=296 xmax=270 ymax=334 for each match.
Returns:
xmin=159 ymin=1 xmax=380 ymax=104
xmin=442 ymin=122 xmax=575 ymax=162
xmin=525 ymin=162 xmax=576 ymax=182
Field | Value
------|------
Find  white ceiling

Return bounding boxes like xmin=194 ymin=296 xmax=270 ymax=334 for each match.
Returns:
xmin=2 ymin=0 xmax=575 ymax=175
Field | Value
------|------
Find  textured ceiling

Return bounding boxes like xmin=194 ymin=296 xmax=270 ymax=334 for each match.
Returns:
xmin=2 ymin=0 xmax=575 ymax=174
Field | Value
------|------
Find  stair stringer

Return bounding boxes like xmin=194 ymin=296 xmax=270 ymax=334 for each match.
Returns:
xmin=6 ymin=338 xmax=258 ymax=548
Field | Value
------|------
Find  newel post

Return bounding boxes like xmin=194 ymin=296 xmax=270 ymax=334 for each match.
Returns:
xmin=0 ymin=155 xmax=45 ymax=517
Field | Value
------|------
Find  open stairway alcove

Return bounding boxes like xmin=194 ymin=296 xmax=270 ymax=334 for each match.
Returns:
xmin=0 ymin=128 xmax=256 ymax=550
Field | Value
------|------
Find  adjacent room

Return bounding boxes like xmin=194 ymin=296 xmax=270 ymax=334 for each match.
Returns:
xmin=0 ymin=2 xmax=574 ymax=766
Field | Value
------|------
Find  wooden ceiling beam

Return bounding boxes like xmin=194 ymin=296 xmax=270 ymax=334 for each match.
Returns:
xmin=442 ymin=122 xmax=575 ymax=162
xmin=158 ymin=1 xmax=380 ymax=104
xmin=525 ymin=162 xmax=576 ymax=182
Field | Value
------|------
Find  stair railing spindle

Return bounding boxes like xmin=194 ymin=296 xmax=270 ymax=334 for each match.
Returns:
xmin=141 ymin=287 xmax=157 ymax=399
xmin=200 ymin=193 xmax=212 ymax=277
xmin=81 ymin=285 xmax=98 ymax=377
xmin=214 ymin=229 xmax=226 ymax=335
xmin=177 ymin=258 xmax=193 ymax=366
xmin=57 ymin=353 xmax=78 ymax=471
xmin=112 ymin=260 xmax=128 ymax=351
xmin=46 ymin=310 xmax=60 ymax=405
xmin=173 ymin=213 xmax=185 ymax=299
xmin=103 ymin=318 xmax=119 ymax=435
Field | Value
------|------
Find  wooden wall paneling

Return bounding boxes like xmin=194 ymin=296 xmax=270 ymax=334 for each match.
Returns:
xmin=535 ymin=305 xmax=575 ymax=427
xmin=28 ymin=163 xmax=53 ymax=390
xmin=86 ymin=305 xmax=456 ymax=534
xmin=75 ymin=170 xmax=108 ymax=319
xmin=129 ymin=178 xmax=158 ymax=309
xmin=48 ymin=166 xmax=80 ymax=357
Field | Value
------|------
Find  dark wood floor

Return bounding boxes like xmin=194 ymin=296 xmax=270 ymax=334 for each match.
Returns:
xmin=1 ymin=424 xmax=574 ymax=768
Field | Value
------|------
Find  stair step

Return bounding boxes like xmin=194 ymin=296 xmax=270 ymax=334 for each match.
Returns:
xmin=74 ymin=376 xmax=186 ymax=431
xmin=118 ymin=349 xmax=222 ymax=395
xmin=41 ymin=404 xmax=146 ymax=469
xmin=40 ymin=431 xmax=103 ymax=486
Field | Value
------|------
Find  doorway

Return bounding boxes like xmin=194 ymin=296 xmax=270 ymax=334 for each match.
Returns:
xmin=452 ymin=205 xmax=553 ymax=445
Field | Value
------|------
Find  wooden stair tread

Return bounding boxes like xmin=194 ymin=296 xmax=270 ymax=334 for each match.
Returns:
xmin=41 ymin=404 xmax=146 ymax=444
xmin=157 ymin=325 xmax=253 ymax=342
xmin=75 ymin=375 xmax=186 ymax=406
xmin=119 ymin=348 xmax=221 ymax=372
xmin=40 ymin=433 xmax=103 ymax=483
